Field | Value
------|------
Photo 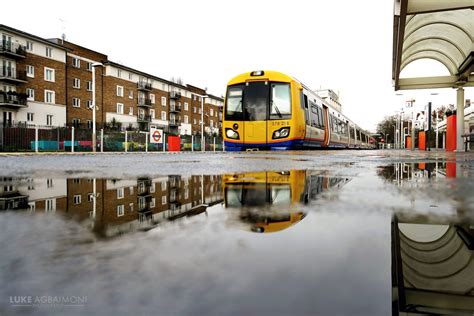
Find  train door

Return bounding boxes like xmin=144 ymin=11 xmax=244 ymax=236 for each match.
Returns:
xmin=243 ymin=81 xmax=268 ymax=147
xmin=303 ymin=94 xmax=311 ymax=143
xmin=323 ymin=106 xmax=330 ymax=146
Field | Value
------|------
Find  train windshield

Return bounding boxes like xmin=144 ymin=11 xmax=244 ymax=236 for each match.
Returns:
xmin=225 ymin=184 xmax=292 ymax=207
xmin=225 ymin=82 xmax=291 ymax=121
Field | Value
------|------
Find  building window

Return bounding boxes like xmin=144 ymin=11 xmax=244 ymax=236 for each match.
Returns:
xmin=150 ymin=109 xmax=155 ymax=119
xmin=129 ymin=106 xmax=133 ymax=115
xmin=128 ymin=90 xmax=133 ymax=99
xmin=210 ymin=108 xmax=214 ymax=116
xmin=117 ymin=103 xmax=124 ymax=114
xmin=128 ymin=73 xmax=133 ymax=80
xmin=45 ymin=47 xmax=52 ymax=57
xmin=116 ymin=86 xmax=124 ymax=97
xmin=72 ymin=118 xmax=80 ymax=127
xmin=150 ymin=94 xmax=155 ymax=104
xmin=73 ymin=194 xmax=81 ymax=205
xmin=27 ymin=112 xmax=34 ymax=122
xmin=161 ymin=181 xmax=167 ymax=190
xmin=87 ymin=100 xmax=92 ymax=108
xmin=198 ymin=108 xmax=201 ymax=114
xmin=129 ymin=186 xmax=134 ymax=195
xmin=193 ymin=118 xmax=196 ymax=125
xmin=87 ymin=120 xmax=92 ymax=129
xmin=87 ymin=81 xmax=92 ymax=91
xmin=45 ymin=90 xmax=55 ymax=104
xmin=117 ymin=205 xmax=124 ymax=217
xmin=88 ymin=193 xmax=93 ymax=202
xmin=184 ymin=115 xmax=189 ymax=124
xmin=28 ymin=201 xmax=36 ymax=212
xmin=161 ymin=111 xmax=166 ymax=121
xmin=129 ymin=203 xmax=134 ymax=212
xmin=117 ymin=69 xmax=122 ymax=78
xmin=184 ymin=102 xmax=188 ymax=111
xmin=46 ymin=114 xmax=53 ymax=126
xmin=117 ymin=187 xmax=124 ymax=199
xmin=26 ymin=88 xmax=34 ymax=101
xmin=161 ymin=96 xmax=166 ymax=106
xmin=193 ymin=107 xmax=196 ymax=113
xmin=210 ymin=120 xmax=213 ymax=127
xmin=72 ymin=98 xmax=80 ymax=108
xmin=44 ymin=67 xmax=55 ymax=82
xmin=73 ymin=78 xmax=80 ymax=89
xmin=46 ymin=199 xmax=55 ymax=211
xmin=26 ymin=41 xmax=33 ymax=51
xmin=72 ymin=57 xmax=80 ymax=68
xmin=87 ymin=62 xmax=92 ymax=71
xmin=150 ymin=183 xmax=155 ymax=193
xmin=150 ymin=198 xmax=156 ymax=208
xmin=162 ymin=195 xmax=167 ymax=205
xmin=26 ymin=65 xmax=34 ymax=78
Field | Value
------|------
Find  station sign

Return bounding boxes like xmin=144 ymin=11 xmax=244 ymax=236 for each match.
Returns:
xmin=150 ymin=127 xmax=163 ymax=144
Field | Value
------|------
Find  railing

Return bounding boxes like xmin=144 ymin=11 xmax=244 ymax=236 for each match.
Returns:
xmin=0 ymin=41 xmax=26 ymax=58
xmin=170 ymin=104 xmax=181 ymax=113
xmin=137 ymin=97 xmax=152 ymax=106
xmin=170 ymin=91 xmax=181 ymax=99
xmin=0 ymin=67 xmax=27 ymax=82
xmin=0 ymin=92 xmax=27 ymax=106
xmin=137 ymin=115 xmax=152 ymax=122
xmin=137 ymin=81 xmax=152 ymax=91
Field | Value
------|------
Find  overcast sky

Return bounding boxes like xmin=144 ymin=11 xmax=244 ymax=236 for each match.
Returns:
xmin=4 ymin=0 xmax=472 ymax=131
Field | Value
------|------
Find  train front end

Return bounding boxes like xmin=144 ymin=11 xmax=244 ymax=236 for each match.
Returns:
xmin=223 ymin=71 xmax=305 ymax=151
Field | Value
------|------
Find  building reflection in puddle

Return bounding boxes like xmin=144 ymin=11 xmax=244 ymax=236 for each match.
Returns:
xmin=222 ymin=170 xmax=350 ymax=233
xmin=0 ymin=175 xmax=223 ymax=237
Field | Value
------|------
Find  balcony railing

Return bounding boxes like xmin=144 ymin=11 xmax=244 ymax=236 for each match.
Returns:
xmin=0 ymin=67 xmax=27 ymax=83
xmin=137 ymin=97 xmax=152 ymax=107
xmin=137 ymin=81 xmax=152 ymax=91
xmin=0 ymin=92 xmax=28 ymax=107
xmin=170 ymin=104 xmax=181 ymax=113
xmin=137 ymin=114 xmax=152 ymax=122
xmin=0 ymin=41 xmax=26 ymax=58
xmin=170 ymin=91 xmax=181 ymax=99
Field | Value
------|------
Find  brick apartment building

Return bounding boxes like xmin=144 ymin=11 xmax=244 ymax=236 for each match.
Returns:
xmin=1 ymin=24 xmax=223 ymax=136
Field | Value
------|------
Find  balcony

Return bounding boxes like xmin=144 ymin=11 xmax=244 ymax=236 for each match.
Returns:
xmin=0 ymin=92 xmax=27 ymax=108
xmin=169 ymin=91 xmax=181 ymax=99
xmin=137 ymin=97 xmax=152 ymax=107
xmin=137 ymin=114 xmax=152 ymax=122
xmin=0 ymin=42 xmax=27 ymax=59
xmin=169 ymin=119 xmax=181 ymax=127
xmin=169 ymin=104 xmax=181 ymax=113
xmin=137 ymin=81 xmax=152 ymax=91
xmin=0 ymin=67 xmax=27 ymax=84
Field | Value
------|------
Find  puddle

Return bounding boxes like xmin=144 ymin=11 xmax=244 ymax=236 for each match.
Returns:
xmin=0 ymin=164 xmax=473 ymax=315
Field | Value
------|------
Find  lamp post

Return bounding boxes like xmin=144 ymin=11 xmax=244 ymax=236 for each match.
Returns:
xmin=191 ymin=93 xmax=209 ymax=152
xmin=430 ymin=93 xmax=439 ymax=150
xmin=91 ymin=62 xmax=103 ymax=153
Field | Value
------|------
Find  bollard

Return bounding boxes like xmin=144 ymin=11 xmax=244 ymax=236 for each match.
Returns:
xmin=100 ymin=129 xmax=104 ymax=153
xmin=71 ymin=126 xmax=75 ymax=153
xmin=203 ymin=136 xmax=206 ymax=152
xmin=163 ymin=133 xmax=166 ymax=152
xmin=213 ymin=137 xmax=216 ymax=152
xmin=35 ymin=125 xmax=39 ymax=153
xmin=191 ymin=135 xmax=194 ymax=152
xmin=125 ymin=130 xmax=128 ymax=153
xmin=57 ymin=127 xmax=60 ymax=151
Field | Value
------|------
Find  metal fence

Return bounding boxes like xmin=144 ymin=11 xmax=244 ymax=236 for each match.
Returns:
xmin=0 ymin=123 xmax=224 ymax=153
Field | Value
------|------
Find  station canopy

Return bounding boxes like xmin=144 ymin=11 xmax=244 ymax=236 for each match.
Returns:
xmin=392 ymin=0 xmax=474 ymax=90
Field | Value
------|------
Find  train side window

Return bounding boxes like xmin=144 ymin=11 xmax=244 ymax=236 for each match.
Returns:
xmin=303 ymin=94 xmax=308 ymax=109
xmin=318 ymin=108 xmax=324 ymax=128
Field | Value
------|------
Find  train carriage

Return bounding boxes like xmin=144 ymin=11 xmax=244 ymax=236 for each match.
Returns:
xmin=222 ymin=70 xmax=375 ymax=151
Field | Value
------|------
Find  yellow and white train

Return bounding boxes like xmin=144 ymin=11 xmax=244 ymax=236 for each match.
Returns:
xmin=223 ymin=70 xmax=375 ymax=151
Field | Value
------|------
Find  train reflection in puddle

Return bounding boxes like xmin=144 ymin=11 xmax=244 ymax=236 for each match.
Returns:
xmin=222 ymin=170 xmax=350 ymax=233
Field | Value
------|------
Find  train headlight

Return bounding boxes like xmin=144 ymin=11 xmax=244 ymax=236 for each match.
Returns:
xmin=272 ymin=127 xmax=290 ymax=139
xmin=225 ymin=128 xmax=240 ymax=139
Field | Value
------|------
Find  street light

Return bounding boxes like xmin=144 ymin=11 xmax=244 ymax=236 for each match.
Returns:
xmin=91 ymin=62 xmax=103 ymax=153
xmin=431 ymin=93 xmax=439 ymax=150
xmin=191 ymin=93 xmax=209 ymax=152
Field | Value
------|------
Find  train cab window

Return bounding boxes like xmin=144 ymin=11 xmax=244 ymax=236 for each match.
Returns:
xmin=270 ymin=83 xmax=291 ymax=119
xmin=225 ymin=85 xmax=244 ymax=120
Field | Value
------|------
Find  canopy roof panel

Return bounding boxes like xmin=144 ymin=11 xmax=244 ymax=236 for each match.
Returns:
xmin=392 ymin=0 xmax=474 ymax=90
